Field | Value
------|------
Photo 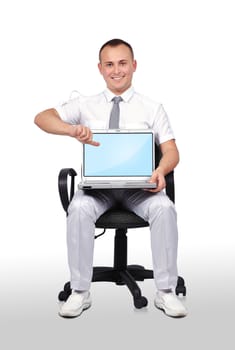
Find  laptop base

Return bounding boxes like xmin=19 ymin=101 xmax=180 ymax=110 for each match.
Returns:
xmin=78 ymin=181 xmax=157 ymax=190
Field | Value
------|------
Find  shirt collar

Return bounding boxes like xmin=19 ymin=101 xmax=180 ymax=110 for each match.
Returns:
xmin=103 ymin=86 xmax=135 ymax=103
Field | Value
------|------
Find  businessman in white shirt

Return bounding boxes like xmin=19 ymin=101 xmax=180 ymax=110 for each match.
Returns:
xmin=35 ymin=38 xmax=187 ymax=318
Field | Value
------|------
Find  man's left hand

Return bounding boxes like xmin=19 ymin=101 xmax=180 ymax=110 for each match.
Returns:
xmin=146 ymin=168 xmax=166 ymax=193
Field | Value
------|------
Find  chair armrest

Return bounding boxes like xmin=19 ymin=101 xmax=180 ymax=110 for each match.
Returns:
xmin=58 ymin=168 xmax=77 ymax=213
xmin=165 ymin=171 xmax=175 ymax=203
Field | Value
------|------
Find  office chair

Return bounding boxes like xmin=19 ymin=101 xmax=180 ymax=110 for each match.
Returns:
xmin=58 ymin=146 xmax=186 ymax=309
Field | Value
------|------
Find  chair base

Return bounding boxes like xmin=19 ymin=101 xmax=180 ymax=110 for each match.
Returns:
xmin=92 ymin=265 xmax=186 ymax=308
xmin=58 ymin=229 xmax=186 ymax=309
xmin=58 ymin=266 xmax=186 ymax=309
xmin=92 ymin=264 xmax=152 ymax=308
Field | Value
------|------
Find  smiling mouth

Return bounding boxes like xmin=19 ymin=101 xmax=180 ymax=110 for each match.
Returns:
xmin=111 ymin=76 xmax=124 ymax=80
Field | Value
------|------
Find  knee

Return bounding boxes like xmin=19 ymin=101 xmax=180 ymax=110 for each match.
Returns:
xmin=148 ymin=194 xmax=176 ymax=219
xmin=68 ymin=194 xmax=96 ymax=219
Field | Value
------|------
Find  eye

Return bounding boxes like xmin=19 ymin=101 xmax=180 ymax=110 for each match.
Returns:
xmin=105 ymin=62 xmax=113 ymax=67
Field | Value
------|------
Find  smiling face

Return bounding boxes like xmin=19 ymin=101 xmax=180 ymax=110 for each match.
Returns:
xmin=98 ymin=44 xmax=137 ymax=95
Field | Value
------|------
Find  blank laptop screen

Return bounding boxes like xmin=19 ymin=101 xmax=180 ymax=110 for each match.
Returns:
xmin=83 ymin=132 xmax=154 ymax=177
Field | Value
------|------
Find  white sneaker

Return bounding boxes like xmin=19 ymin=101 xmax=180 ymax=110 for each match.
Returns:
xmin=154 ymin=291 xmax=187 ymax=318
xmin=59 ymin=291 xmax=92 ymax=318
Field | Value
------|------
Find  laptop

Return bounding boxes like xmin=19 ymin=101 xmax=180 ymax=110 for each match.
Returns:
xmin=78 ymin=129 xmax=157 ymax=190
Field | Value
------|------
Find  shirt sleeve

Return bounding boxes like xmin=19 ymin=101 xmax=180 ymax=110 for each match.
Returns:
xmin=54 ymin=97 xmax=81 ymax=124
xmin=153 ymin=104 xmax=175 ymax=145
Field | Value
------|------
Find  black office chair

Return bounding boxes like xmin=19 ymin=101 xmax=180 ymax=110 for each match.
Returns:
xmin=58 ymin=146 xmax=186 ymax=309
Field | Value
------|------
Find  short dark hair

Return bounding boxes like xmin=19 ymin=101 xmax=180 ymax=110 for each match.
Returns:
xmin=99 ymin=38 xmax=134 ymax=61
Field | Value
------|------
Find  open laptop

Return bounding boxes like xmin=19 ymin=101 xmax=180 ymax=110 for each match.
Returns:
xmin=78 ymin=129 xmax=157 ymax=190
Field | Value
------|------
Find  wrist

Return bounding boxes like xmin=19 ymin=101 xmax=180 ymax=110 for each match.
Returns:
xmin=155 ymin=166 xmax=165 ymax=176
xmin=68 ymin=124 xmax=78 ymax=137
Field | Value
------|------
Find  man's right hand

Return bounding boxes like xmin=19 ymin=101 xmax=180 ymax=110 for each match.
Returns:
xmin=69 ymin=125 xmax=100 ymax=146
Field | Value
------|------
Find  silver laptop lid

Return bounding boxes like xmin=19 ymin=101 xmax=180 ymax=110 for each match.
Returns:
xmin=82 ymin=129 xmax=155 ymax=181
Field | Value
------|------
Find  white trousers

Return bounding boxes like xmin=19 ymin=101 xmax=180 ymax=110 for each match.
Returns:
xmin=67 ymin=189 xmax=178 ymax=291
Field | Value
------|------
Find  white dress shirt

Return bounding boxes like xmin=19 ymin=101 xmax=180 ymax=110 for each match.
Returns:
xmin=55 ymin=86 xmax=174 ymax=145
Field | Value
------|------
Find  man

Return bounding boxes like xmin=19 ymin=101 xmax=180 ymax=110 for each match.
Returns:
xmin=34 ymin=38 xmax=187 ymax=318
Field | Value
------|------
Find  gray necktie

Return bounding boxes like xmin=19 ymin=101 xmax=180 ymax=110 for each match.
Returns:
xmin=109 ymin=96 xmax=122 ymax=129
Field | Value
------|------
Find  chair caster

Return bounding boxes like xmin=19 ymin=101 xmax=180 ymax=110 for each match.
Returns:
xmin=58 ymin=281 xmax=72 ymax=301
xmin=177 ymin=276 xmax=185 ymax=286
xmin=64 ymin=282 xmax=71 ymax=292
xmin=134 ymin=296 xmax=148 ymax=309
xmin=58 ymin=290 xmax=69 ymax=301
xmin=175 ymin=276 xmax=186 ymax=296
xmin=175 ymin=285 xmax=186 ymax=296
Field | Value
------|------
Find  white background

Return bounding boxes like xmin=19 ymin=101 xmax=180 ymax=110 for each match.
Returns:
xmin=0 ymin=0 xmax=234 ymax=349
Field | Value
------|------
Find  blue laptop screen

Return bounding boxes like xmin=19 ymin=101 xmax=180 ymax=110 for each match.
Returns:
xmin=83 ymin=132 xmax=154 ymax=177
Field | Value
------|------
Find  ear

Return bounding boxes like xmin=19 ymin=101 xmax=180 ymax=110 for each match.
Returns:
xmin=98 ymin=62 xmax=102 ymax=74
xmin=133 ymin=60 xmax=137 ymax=71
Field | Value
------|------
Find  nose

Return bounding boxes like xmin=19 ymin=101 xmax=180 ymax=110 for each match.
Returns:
xmin=113 ymin=63 xmax=120 ymax=75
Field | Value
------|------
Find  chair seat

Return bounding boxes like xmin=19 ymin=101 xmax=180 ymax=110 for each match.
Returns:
xmin=95 ymin=209 xmax=149 ymax=229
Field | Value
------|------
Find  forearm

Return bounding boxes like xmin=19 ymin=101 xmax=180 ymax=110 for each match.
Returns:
xmin=157 ymin=151 xmax=179 ymax=175
xmin=157 ymin=142 xmax=180 ymax=176
xmin=34 ymin=108 xmax=100 ymax=146
xmin=34 ymin=108 xmax=74 ymax=136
